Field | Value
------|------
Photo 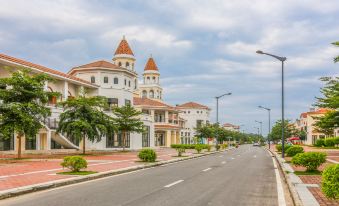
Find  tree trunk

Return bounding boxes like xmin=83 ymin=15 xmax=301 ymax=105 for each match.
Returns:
xmin=122 ymin=131 xmax=126 ymax=151
xmin=82 ymin=138 xmax=86 ymax=155
xmin=17 ymin=134 xmax=22 ymax=159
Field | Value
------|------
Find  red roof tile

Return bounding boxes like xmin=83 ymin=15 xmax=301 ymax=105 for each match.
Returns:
xmin=0 ymin=53 xmax=95 ymax=86
xmin=177 ymin=102 xmax=210 ymax=110
xmin=144 ymin=57 xmax=158 ymax=71
xmin=114 ymin=37 xmax=134 ymax=56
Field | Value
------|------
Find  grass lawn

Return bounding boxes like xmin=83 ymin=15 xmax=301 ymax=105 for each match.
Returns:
xmin=57 ymin=171 xmax=98 ymax=175
xmin=294 ymin=170 xmax=322 ymax=175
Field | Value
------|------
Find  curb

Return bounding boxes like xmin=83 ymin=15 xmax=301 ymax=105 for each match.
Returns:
xmin=266 ymin=148 xmax=304 ymax=206
xmin=0 ymin=148 xmax=232 ymax=200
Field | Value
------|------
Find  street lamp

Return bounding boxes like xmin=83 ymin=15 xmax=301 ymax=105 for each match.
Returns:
xmin=256 ymin=50 xmax=287 ymax=158
xmin=253 ymin=126 xmax=260 ymax=141
xmin=255 ymin=120 xmax=263 ymax=138
xmin=259 ymin=105 xmax=271 ymax=149
xmin=215 ymin=92 xmax=232 ymax=147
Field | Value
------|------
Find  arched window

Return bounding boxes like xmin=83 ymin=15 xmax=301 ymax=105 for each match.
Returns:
xmin=149 ymin=90 xmax=154 ymax=98
xmin=142 ymin=90 xmax=147 ymax=98
xmin=104 ymin=76 xmax=108 ymax=83
xmin=91 ymin=76 xmax=95 ymax=83
xmin=124 ymin=79 xmax=127 ymax=86
xmin=128 ymin=81 xmax=131 ymax=87
xmin=114 ymin=77 xmax=118 ymax=84
xmin=126 ymin=62 xmax=130 ymax=68
xmin=152 ymin=76 xmax=156 ymax=83
xmin=147 ymin=77 xmax=150 ymax=84
xmin=132 ymin=63 xmax=134 ymax=69
xmin=118 ymin=62 xmax=122 ymax=67
xmin=134 ymin=79 xmax=137 ymax=89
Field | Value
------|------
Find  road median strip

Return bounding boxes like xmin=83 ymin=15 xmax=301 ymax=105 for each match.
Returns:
xmin=0 ymin=148 xmax=234 ymax=200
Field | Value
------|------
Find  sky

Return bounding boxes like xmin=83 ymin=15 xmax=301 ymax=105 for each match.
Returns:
xmin=0 ymin=0 xmax=338 ymax=135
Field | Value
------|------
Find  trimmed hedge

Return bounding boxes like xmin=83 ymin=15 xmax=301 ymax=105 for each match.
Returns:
xmin=324 ymin=139 xmax=335 ymax=147
xmin=170 ymin=144 xmax=208 ymax=150
xmin=322 ymin=164 xmax=339 ymax=200
xmin=138 ymin=149 xmax=157 ymax=162
xmin=314 ymin=137 xmax=339 ymax=147
xmin=61 ymin=156 xmax=87 ymax=172
xmin=286 ymin=146 xmax=304 ymax=157
xmin=292 ymin=152 xmax=327 ymax=171
xmin=315 ymin=139 xmax=325 ymax=147
xmin=275 ymin=144 xmax=292 ymax=152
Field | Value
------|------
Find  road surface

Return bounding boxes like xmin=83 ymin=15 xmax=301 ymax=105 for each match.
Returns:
xmin=0 ymin=145 xmax=283 ymax=206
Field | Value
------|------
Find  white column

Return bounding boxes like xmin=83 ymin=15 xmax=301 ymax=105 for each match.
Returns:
xmin=63 ymin=81 xmax=68 ymax=101
xmin=46 ymin=131 xmax=51 ymax=150
xmin=165 ymin=111 xmax=169 ymax=123
xmin=36 ymin=134 xmax=40 ymax=150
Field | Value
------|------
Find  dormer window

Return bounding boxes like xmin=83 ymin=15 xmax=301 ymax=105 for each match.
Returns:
xmin=104 ymin=76 xmax=108 ymax=83
xmin=91 ymin=76 xmax=95 ymax=83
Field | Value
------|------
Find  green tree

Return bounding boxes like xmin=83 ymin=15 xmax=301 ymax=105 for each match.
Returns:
xmin=112 ymin=104 xmax=144 ymax=150
xmin=314 ymin=111 xmax=339 ymax=136
xmin=0 ymin=69 xmax=58 ymax=158
xmin=268 ymin=120 xmax=296 ymax=142
xmin=57 ymin=95 xmax=114 ymax=154
xmin=332 ymin=41 xmax=339 ymax=63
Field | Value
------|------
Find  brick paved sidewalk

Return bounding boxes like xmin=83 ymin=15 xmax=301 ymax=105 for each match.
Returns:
xmin=0 ymin=148 xmax=196 ymax=192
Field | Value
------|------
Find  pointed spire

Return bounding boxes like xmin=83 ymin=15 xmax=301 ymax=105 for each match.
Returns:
xmin=144 ymin=56 xmax=159 ymax=71
xmin=114 ymin=36 xmax=134 ymax=56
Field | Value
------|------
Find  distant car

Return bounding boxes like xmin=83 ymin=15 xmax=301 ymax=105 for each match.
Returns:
xmin=253 ymin=142 xmax=260 ymax=146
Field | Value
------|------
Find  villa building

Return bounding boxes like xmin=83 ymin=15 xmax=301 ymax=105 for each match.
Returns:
xmin=176 ymin=102 xmax=211 ymax=144
xmin=223 ymin=123 xmax=240 ymax=132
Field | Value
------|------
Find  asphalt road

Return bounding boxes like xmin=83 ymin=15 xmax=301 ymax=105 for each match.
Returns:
xmin=0 ymin=145 xmax=280 ymax=206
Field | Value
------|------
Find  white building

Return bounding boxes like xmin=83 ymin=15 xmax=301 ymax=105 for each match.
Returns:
xmin=222 ymin=123 xmax=240 ymax=132
xmin=176 ymin=102 xmax=211 ymax=144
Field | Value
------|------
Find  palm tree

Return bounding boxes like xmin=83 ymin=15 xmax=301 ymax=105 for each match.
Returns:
xmin=112 ymin=104 xmax=144 ymax=150
xmin=57 ymin=95 xmax=114 ymax=154
xmin=332 ymin=41 xmax=339 ymax=63
xmin=0 ymin=69 xmax=58 ymax=158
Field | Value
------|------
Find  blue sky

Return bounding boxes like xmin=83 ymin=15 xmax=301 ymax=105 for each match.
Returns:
xmin=0 ymin=0 xmax=338 ymax=135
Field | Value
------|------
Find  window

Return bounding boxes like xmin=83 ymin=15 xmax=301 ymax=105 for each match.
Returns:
xmin=108 ymin=98 xmax=118 ymax=108
xmin=124 ymin=79 xmax=127 ymax=86
xmin=114 ymin=77 xmax=119 ymax=84
xmin=90 ymin=76 xmax=95 ymax=83
xmin=132 ymin=63 xmax=134 ymax=69
xmin=152 ymin=76 xmax=156 ymax=83
xmin=149 ymin=90 xmax=154 ymax=98
xmin=106 ymin=132 xmax=130 ymax=148
xmin=142 ymin=90 xmax=147 ymax=98
xmin=188 ymin=111 xmax=190 ymax=114
xmin=104 ymin=76 xmax=108 ymax=83
xmin=0 ymin=132 xmax=14 ymax=151
xmin=134 ymin=79 xmax=137 ymax=89
xmin=25 ymin=135 xmax=36 ymax=150
xmin=142 ymin=126 xmax=150 ymax=147
xmin=126 ymin=62 xmax=130 ymax=68
xmin=118 ymin=62 xmax=122 ymax=67
xmin=128 ymin=81 xmax=131 ymax=87
xmin=197 ymin=111 xmax=199 ymax=114
xmin=125 ymin=99 xmax=131 ymax=106
xmin=196 ymin=120 xmax=203 ymax=128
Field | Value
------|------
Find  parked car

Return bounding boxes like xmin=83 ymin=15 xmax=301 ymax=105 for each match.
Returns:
xmin=253 ymin=142 xmax=260 ymax=146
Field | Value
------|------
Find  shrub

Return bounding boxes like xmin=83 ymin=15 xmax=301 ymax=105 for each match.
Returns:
xmin=215 ymin=145 xmax=221 ymax=151
xmin=286 ymin=146 xmax=304 ymax=157
xmin=176 ymin=147 xmax=185 ymax=157
xmin=221 ymin=144 xmax=228 ymax=150
xmin=195 ymin=144 xmax=204 ymax=154
xmin=61 ymin=156 xmax=87 ymax=172
xmin=207 ymin=144 xmax=212 ymax=152
xmin=291 ymin=152 xmax=327 ymax=171
xmin=315 ymin=139 xmax=325 ymax=147
xmin=276 ymin=144 xmax=292 ymax=152
xmin=138 ymin=149 xmax=157 ymax=162
xmin=334 ymin=137 xmax=339 ymax=146
xmin=324 ymin=138 xmax=335 ymax=147
xmin=322 ymin=164 xmax=339 ymax=200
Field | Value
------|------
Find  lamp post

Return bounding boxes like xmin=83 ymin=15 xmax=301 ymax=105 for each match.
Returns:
xmin=259 ymin=105 xmax=271 ymax=149
xmin=256 ymin=50 xmax=287 ymax=158
xmin=215 ymin=92 xmax=232 ymax=147
xmin=255 ymin=120 xmax=263 ymax=137
xmin=253 ymin=127 xmax=260 ymax=141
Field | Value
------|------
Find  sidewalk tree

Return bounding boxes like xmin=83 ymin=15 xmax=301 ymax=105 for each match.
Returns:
xmin=268 ymin=120 xmax=296 ymax=142
xmin=57 ymin=95 xmax=114 ymax=154
xmin=0 ymin=69 xmax=58 ymax=158
xmin=332 ymin=41 xmax=339 ymax=63
xmin=112 ymin=104 xmax=144 ymax=151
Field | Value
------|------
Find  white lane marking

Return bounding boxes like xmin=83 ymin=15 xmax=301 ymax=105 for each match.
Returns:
xmin=164 ymin=180 xmax=184 ymax=188
xmin=253 ymin=155 xmax=257 ymax=158
xmin=202 ymin=168 xmax=212 ymax=172
xmin=231 ymin=157 xmax=235 ymax=160
xmin=221 ymin=161 xmax=226 ymax=164
xmin=272 ymin=157 xmax=286 ymax=206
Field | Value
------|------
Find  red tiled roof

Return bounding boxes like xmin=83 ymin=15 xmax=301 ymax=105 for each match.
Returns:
xmin=133 ymin=97 xmax=175 ymax=109
xmin=223 ymin=123 xmax=238 ymax=128
xmin=0 ymin=53 xmax=95 ymax=86
xmin=114 ymin=37 xmax=134 ymax=56
xmin=177 ymin=102 xmax=210 ymax=110
xmin=144 ymin=57 xmax=158 ymax=71
xmin=300 ymin=108 xmax=331 ymax=118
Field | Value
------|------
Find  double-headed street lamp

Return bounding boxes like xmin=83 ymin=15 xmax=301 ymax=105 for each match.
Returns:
xmin=256 ymin=50 xmax=287 ymax=158
xmin=255 ymin=120 xmax=262 ymax=137
xmin=215 ymin=92 xmax=232 ymax=147
xmin=259 ymin=105 xmax=271 ymax=149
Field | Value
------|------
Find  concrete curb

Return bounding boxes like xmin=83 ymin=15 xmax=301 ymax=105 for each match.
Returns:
xmin=0 ymin=148 xmax=233 ymax=200
xmin=266 ymin=148 xmax=304 ymax=206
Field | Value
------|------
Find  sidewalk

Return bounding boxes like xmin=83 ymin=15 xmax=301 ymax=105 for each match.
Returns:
xmin=268 ymin=145 xmax=339 ymax=206
xmin=0 ymin=148 xmax=220 ymax=199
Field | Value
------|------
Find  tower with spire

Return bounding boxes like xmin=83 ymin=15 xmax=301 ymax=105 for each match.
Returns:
xmin=138 ymin=55 xmax=163 ymax=101
xmin=112 ymin=36 xmax=136 ymax=71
